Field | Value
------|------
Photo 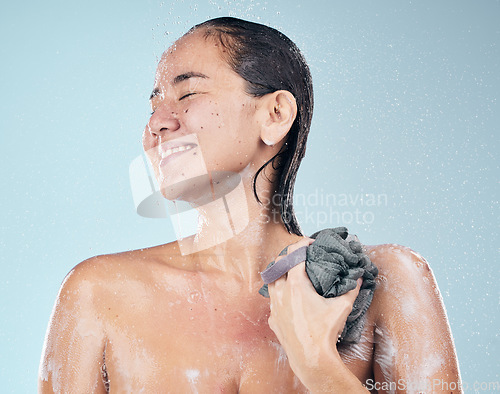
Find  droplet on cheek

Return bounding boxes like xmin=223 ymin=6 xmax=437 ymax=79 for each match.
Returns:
xmin=188 ymin=290 xmax=201 ymax=303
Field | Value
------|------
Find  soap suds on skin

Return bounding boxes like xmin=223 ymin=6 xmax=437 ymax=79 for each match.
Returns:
xmin=185 ymin=369 xmax=200 ymax=384
xmin=363 ymin=245 xmax=450 ymax=389
xmin=186 ymin=369 xmax=200 ymax=393
xmin=40 ymin=277 xmax=107 ymax=393
xmin=269 ymin=341 xmax=288 ymax=367
xmin=338 ymin=332 xmax=373 ymax=364
xmin=373 ymin=323 xmax=397 ymax=388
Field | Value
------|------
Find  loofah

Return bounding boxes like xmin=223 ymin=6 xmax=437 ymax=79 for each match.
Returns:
xmin=259 ymin=227 xmax=378 ymax=344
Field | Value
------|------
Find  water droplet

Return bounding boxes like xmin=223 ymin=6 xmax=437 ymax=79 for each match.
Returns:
xmin=188 ymin=290 xmax=201 ymax=303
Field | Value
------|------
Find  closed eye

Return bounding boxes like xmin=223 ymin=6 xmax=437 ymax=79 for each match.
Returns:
xmin=180 ymin=92 xmax=196 ymax=100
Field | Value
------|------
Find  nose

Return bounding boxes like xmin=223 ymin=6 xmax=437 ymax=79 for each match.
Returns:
xmin=146 ymin=106 xmax=181 ymax=139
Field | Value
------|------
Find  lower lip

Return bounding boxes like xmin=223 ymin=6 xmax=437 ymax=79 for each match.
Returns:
xmin=160 ymin=146 xmax=197 ymax=167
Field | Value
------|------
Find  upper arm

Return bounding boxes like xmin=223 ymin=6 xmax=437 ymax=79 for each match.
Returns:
xmin=369 ymin=245 xmax=461 ymax=393
xmin=38 ymin=258 xmax=108 ymax=393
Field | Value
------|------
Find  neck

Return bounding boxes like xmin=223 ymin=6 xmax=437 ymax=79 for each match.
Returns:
xmin=171 ymin=166 xmax=303 ymax=287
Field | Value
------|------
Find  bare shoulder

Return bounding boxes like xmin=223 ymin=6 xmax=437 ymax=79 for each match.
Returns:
xmin=363 ymin=243 xmax=441 ymax=317
xmin=40 ymin=242 xmax=202 ymax=392
xmin=39 ymin=244 xmax=186 ymax=392
xmin=362 ymin=245 xmax=461 ymax=384
xmin=70 ymin=241 xmax=181 ymax=277
xmin=364 ymin=243 xmax=432 ymax=275
xmin=59 ymin=241 xmax=184 ymax=303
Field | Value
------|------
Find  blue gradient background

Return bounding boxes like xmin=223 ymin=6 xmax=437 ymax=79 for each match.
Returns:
xmin=1 ymin=0 xmax=498 ymax=392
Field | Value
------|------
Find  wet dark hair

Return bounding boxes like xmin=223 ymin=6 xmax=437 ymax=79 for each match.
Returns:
xmin=188 ymin=17 xmax=313 ymax=235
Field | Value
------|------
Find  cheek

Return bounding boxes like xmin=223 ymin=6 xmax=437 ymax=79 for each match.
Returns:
xmin=187 ymin=98 xmax=224 ymax=130
xmin=199 ymin=132 xmax=259 ymax=173
xmin=184 ymin=98 xmax=260 ymax=171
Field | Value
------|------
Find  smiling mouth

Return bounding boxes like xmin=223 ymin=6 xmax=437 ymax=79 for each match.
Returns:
xmin=160 ymin=143 xmax=197 ymax=167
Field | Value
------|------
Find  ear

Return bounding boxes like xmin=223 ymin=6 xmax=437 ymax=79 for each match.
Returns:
xmin=258 ymin=90 xmax=297 ymax=146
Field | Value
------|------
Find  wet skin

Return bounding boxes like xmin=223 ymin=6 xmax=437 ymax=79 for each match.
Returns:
xmin=38 ymin=242 xmax=460 ymax=393
xmin=39 ymin=30 xmax=461 ymax=393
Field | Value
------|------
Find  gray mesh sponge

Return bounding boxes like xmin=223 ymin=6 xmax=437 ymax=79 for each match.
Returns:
xmin=259 ymin=227 xmax=378 ymax=344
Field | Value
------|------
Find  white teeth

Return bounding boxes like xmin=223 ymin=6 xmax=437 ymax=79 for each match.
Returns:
xmin=162 ymin=144 xmax=193 ymax=159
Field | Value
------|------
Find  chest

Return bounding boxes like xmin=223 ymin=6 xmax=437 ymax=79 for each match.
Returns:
xmin=101 ymin=274 xmax=374 ymax=392
xmin=103 ymin=286 xmax=308 ymax=392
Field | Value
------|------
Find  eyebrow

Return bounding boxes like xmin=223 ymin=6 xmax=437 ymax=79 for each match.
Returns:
xmin=149 ymin=72 xmax=209 ymax=100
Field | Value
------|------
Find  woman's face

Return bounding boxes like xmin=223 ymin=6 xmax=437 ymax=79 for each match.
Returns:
xmin=143 ymin=30 xmax=264 ymax=201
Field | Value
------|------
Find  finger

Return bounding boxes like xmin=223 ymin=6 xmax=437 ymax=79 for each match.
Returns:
xmin=282 ymin=236 xmax=314 ymax=256
xmin=268 ymin=278 xmax=285 ymax=301
xmin=273 ymin=237 xmax=312 ymax=265
xmin=263 ymin=237 xmax=315 ymax=295
xmin=263 ymin=247 xmax=307 ymax=285
xmin=291 ymin=236 xmax=315 ymax=251
xmin=265 ymin=237 xmax=313 ymax=280
xmin=280 ymin=237 xmax=314 ymax=281
xmin=286 ymin=262 xmax=316 ymax=291
xmin=267 ymin=315 xmax=282 ymax=342
xmin=267 ymin=287 xmax=282 ymax=336
xmin=339 ymin=278 xmax=363 ymax=306
xmin=268 ymin=314 xmax=278 ymax=335
xmin=273 ymin=274 xmax=287 ymax=288
xmin=267 ymin=282 xmax=274 ymax=297
xmin=285 ymin=260 xmax=306 ymax=276
xmin=268 ymin=284 xmax=277 ymax=314
xmin=331 ymin=287 xmax=361 ymax=340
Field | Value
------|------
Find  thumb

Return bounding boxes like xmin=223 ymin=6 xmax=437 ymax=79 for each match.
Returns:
xmin=342 ymin=277 xmax=363 ymax=306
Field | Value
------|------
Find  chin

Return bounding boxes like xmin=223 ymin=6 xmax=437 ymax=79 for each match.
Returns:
xmin=159 ymin=173 xmax=213 ymax=206
xmin=160 ymin=171 xmax=244 ymax=206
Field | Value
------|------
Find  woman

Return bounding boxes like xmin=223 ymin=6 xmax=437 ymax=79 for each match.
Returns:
xmin=39 ymin=17 xmax=461 ymax=393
